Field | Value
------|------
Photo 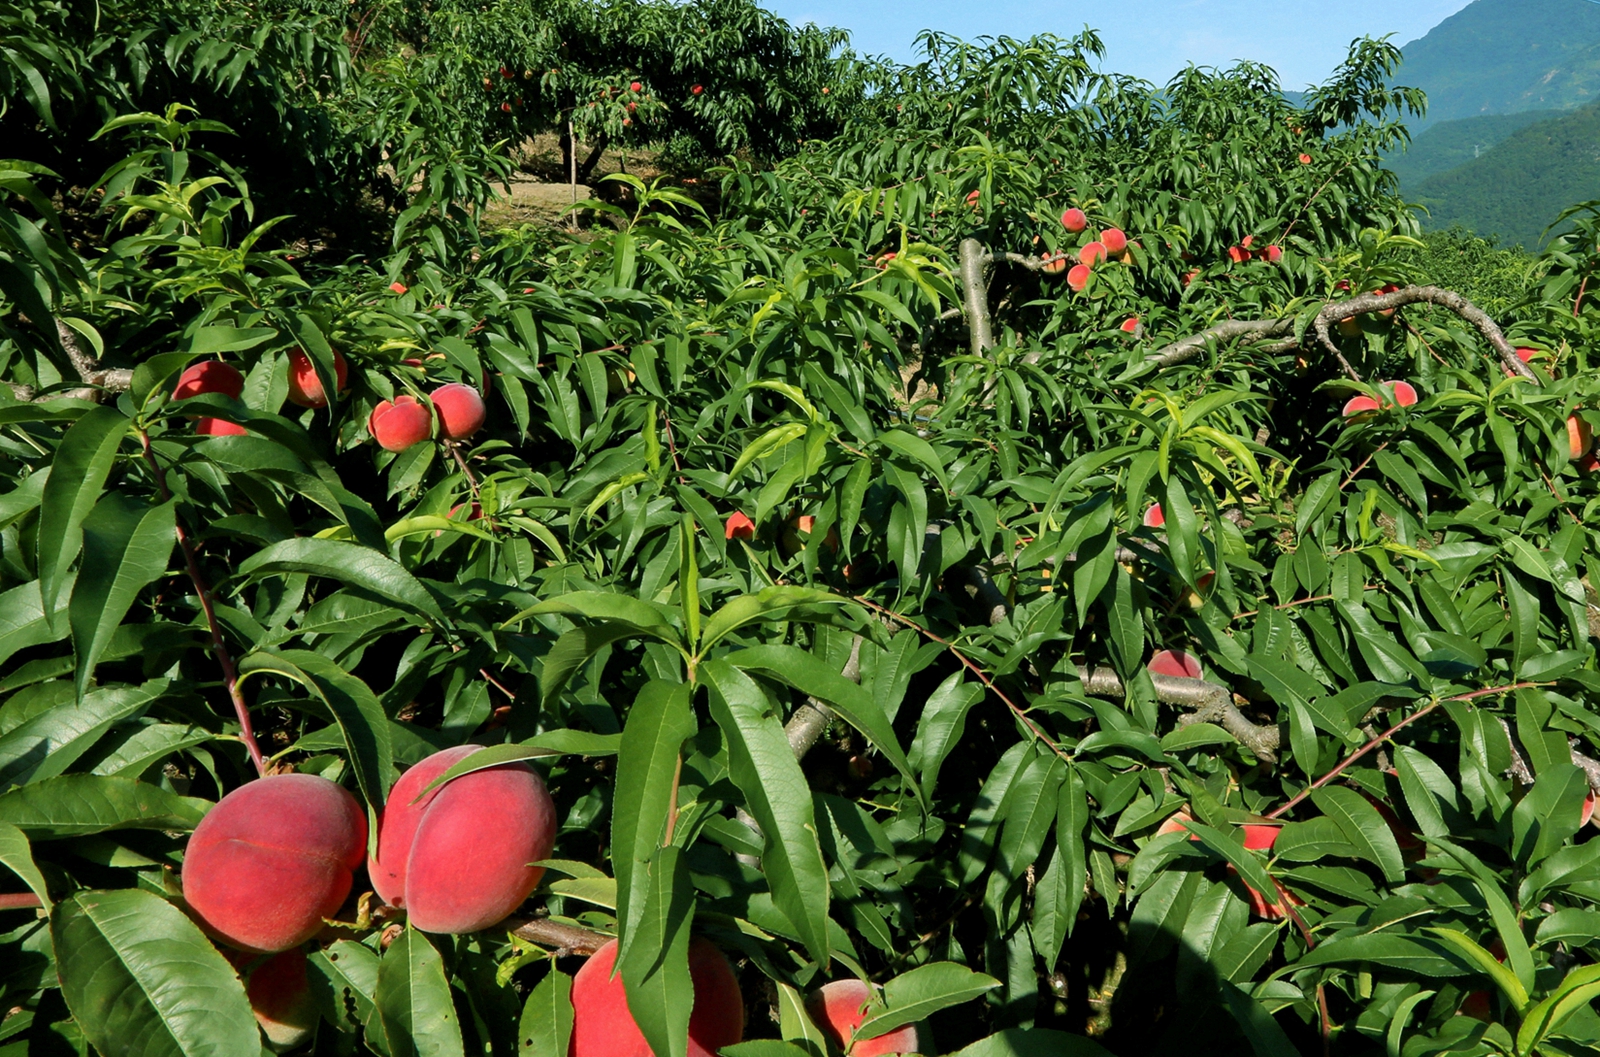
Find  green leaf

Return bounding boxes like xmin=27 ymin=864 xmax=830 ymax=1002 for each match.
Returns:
xmin=53 ymin=889 xmax=259 ymax=1057
xmin=947 ymin=1029 xmax=1115 ymax=1057
xmin=238 ymin=538 xmax=446 ymax=625
xmin=0 ymin=776 xmax=207 ymax=836
xmin=699 ymin=587 xmax=855 ymax=653
xmin=0 ymin=681 xmax=164 ymax=788
xmin=1183 ymin=822 xmax=1279 ymax=905
xmin=1516 ymin=963 xmax=1600 ymax=1055
xmin=876 ymin=430 xmax=951 ymax=493
xmin=0 ymin=820 xmax=49 ymax=909
xmin=1510 ymin=763 xmax=1588 ymax=868
xmin=518 ymin=968 xmax=574 ymax=1057
xmin=613 ymin=681 xmax=695 ymax=967
xmin=855 ymin=962 xmax=1000 ymax=1039
xmin=728 ymin=643 xmax=916 ymax=797
xmin=69 ymin=495 xmax=175 ymax=699
xmin=1385 ymin=990 xmax=1435 ymax=1057
xmin=908 ymin=672 xmax=985 ymax=798
xmin=376 ymin=927 xmax=465 ymax=1057
xmin=538 ymin=623 xmax=646 ymax=707
xmin=1219 ymin=980 xmax=1299 ymax=1057
xmin=37 ymin=406 xmax=128 ymax=628
xmin=1310 ymin=786 xmax=1405 ymax=883
xmin=1290 ymin=932 xmax=1473 ymax=975
xmin=1427 ymin=927 xmax=1529 ymax=1010
xmin=722 ymin=1044 xmax=815 ymax=1057
xmin=618 ymin=845 xmax=694 ymax=1057
xmin=776 ymin=980 xmax=828 ymax=1057
xmin=239 ymin=649 xmax=392 ymax=819
xmin=701 ymin=659 xmax=831 ymax=965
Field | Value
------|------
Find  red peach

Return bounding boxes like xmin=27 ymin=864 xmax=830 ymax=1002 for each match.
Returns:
xmin=1343 ymin=395 xmax=1381 ymax=418
xmin=1298 ymin=153 xmax=1312 ymax=164
xmin=390 ymin=281 xmax=408 ymax=294
xmin=1241 ymin=235 xmax=1255 ymax=249
xmin=1061 ymin=208 xmax=1088 ymax=232
xmin=196 ymin=418 xmax=249 ymax=437
xmin=1265 ymin=245 xmax=1283 ymax=263
xmin=1099 ymin=228 xmax=1128 ymax=254
xmin=1376 ymin=284 xmax=1401 ymax=318
xmin=630 ymin=81 xmax=641 ymax=92
xmin=286 ymin=348 xmax=348 ymax=409
xmin=569 ymin=938 xmax=744 ymax=1057
xmin=1241 ymin=824 xmax=1281 ymax=851
xmin=1386 ymin=380 xmax=1418 ymax=407
xmin=965 ymin=190 xmax=980 ymax=206
xmin=1079 ymin=242 xmax=1107 ymax=267
xmin=1142 ymin=503 xmax=1164 ymax=528
xmin=1041 ymin=252 xmax=1068 ymax=276
xmin=369 ymin=745 xmax=557 ymax=934
xmin=174 ymin=361 xmax=245 ymax=401
xmin=1569 ymin=415 xmax=1593 ymax=460
xmin=232 ymin=948 xmax=318 ymax=1052
xmin=182 ymin=774 xmax=366 ymax=953
xmin=1227 ymin=245 xmax=1247 ymax=264
xmin=691 ymin=84 xmax=703 ymax=95
xmin=1120 ymin=316 xmax=1141 ymax=335
xmin=1583 ymin=790 xmax=1596 ymax=827
xmin=806 ymin=978 xmax=922 ymax=1057
xmin=431 ymin=383 xmax=486 ymax=441
xmin=368 ymin=395 xmax=433 ymax=452
xmin=1067 ymin=264 xmax=1091 ymax=292
xmin=725 ymin=512 xmax=756 ymax=541
xmin=1581 ymin=452 xmax=1600 ymax=474
xmin=1181 ymin=268 xmax=1201 ymax=287
xmin=1148 ymin=649 xmax=1202 ymax=679
xmin=781 ymin=515 xmax=839 ymax=556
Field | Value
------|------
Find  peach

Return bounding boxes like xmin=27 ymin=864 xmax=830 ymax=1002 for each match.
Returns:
xmin=965 ymin=189 xmax=980 ymax=207
xmin=431 ymin=383 xmax=486 ymax=440
xmin=1227 ymin=245 xmax=1247 ymax=264
xmin=182 ymin=774 xmax=366 ymax=953
xmin=1298 ymin=153 xmax=1312 ymax=165
xmin=569 ymin=937 xmax=744 ymax=1057
xmin=1264 ymin=245 xmax=1283 ymax=263
xmin=368 ymin=395 xmax=433 ymax=452
xmin=1148 ymin=649 xmax=1202 ymax=679
xmin=781 ymin=515 xmax=839 ymax=556
xmin=725 ymin=512 xmax=756 ymax=541
xmin=196 ymin=417 xmax=249 ymax=436
xmin=1581 ymin=452 xmax=1600 ymax=475
xmin=174 ymin=361 xmax=245 ymax=401
xmin=1386 ymin=380 xmax=1418 ymax=407
xmin=1584 ymin=790 xmax=1596 ymax=828
xmin=1569 ymin=414 xmax=1593 ymax=459
xmin=1061 ymin=208 xmax=1087 ymax=233
xmin=369 ymin=745 xmax=557 ymax=934
xmin=1142 ymin=503 xmax=1164 ymax=528
xmin=806 ymin=979 xmax=922 ymax=1057
xmin=1375 ymin=283 xmax=1401 ymax=318
xmin=1343 ymin=395 xmax=1381 ymax=418
xmin=1336 ymin=317 xmax=1362 ymax=338
xmin=1041 ymin=252 xmax=1067 ymax=276
xmin=1067 ymin=264 xmax=1091 ymax=292
xmin=1120 ymin=316 xmax=1141 ymax=335
xmin=1079 ymin=242 xmax=1107 ymax=267
xmin=287 ymin=348 xmax=348 ymax=408
xmin=232 ymin=948 xmax=318 ymax=1052
xmin=1099 ymin=228 xmax=1128 ymax=255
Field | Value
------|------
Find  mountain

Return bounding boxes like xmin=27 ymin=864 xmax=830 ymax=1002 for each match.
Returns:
xmin=1386 ymin=110 xmax=1563 ymax=186
xmin=1397 ymin=0 xmax=1600 ymax=129
xmin=1409 ymin=100 xmax=1600 ymax=248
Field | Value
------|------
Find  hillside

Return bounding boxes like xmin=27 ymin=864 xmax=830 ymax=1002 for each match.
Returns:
xmin=1397 ymin=0 xmax=1600 ymax=128
xmin=1385 ymin=110 xmax=1562 ymax=186
xmin=1411 ymin=99 xmax=1600 ymax=247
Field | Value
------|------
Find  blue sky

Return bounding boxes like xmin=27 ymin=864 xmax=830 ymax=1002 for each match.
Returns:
xmin=765 ymin=1 xmax=1475 ymax=89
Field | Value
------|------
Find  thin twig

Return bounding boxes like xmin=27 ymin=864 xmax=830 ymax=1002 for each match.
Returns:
xmin=446 ymin=442 xmax=480 ymax=497
xmin=0 ymin=892 xmax=43 ymax=910
xmin=138 ymin=430 xmax=266 ymax=778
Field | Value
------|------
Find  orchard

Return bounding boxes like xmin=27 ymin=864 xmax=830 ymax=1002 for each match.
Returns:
xmin=4 ymin=2 xmax=1600 ymax=1057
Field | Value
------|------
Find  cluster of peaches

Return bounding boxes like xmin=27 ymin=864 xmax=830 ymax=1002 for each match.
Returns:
xmin=170 ymin=352 xmax=488 ymax=453
xmin=189 ymin=748 xmax=925 ymax=1055
xmin=1040 ymin=207 xmax=1133 ymax=292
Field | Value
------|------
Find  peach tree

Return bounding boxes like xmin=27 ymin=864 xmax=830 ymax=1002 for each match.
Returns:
xmin=1 ymin=18 xmax=1600 ymax=1057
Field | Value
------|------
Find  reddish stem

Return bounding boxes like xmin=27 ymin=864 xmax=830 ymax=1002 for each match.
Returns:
xmin=138 ymin=431 xmax=266 ymax=777
xmin=0 ymin=892 xmax=43 ymax=910
xmin=1575 ymin=275 xmax=1589 ymax=318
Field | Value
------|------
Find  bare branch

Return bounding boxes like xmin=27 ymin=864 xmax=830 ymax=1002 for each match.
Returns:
xmin=1311 ymin=286 xmax=1534 ymax=383
xmin=1079 ymin=666 xmax=1281 ymax=763
xmin=1148 ymin=318 xmax=1296 ymax=369
xmin=957 ymin=237 xmax=993 ymax=356
xmin=506 ymin=916 xmax=610 ymax=956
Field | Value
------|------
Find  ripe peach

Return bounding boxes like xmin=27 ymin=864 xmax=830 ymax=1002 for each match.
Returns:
xmin=781 ymin=515 xmax=839 ymax=556
xmin=692 ymin=84 xmax=703 ymax=95
xmin=182 ymin=774 xmax=366 ymax=953
xmin=389 ymin=281 xmax=408 ymax=294
xmin=174 ymin=361 xmax=245 ymax=401
xmin=1569 ymin=414 xmax=1593 ymax=459
xmin=1041 ymin=252 xmax=1067 ymax=276
xmin=1061 ymin=208 xmax=1087 ymax=233
xmin=1148 ymin=649 xmax=1202 ymax=679
xmin=569 ymin=937 xmax=744 ymax=1057
xmin=1264 ymin=245 xmax=1283 ymax=263
xmin=286 ymin=348 xmax=348 ymax=409
xmin=1227 ymin=245 xmax=1247 ymax=264
xmin=1581 ymin=451 xmax=1600 ymax=474
xmin=1386 ymin=380 xmax=1418 ymax=407
xmin=1583 ymin=790 xmax=1596 ymax=828
xmin=1067 ymin=264 xmax=1091 ymax=292
xmin=1375 ymin=283 xmax=1401 ymax=318
xmin=1343 ymin=395 xmax=1381 ymax=418
xmin=1142 ymin=503 xmax=1164 ymax=528
xmin=1079 ymin=241 xmax=1107 ymax=267
xmin=725 ymin=511 xmax=756 ymax=541
xmin=196 ymin=417 xmax=249 ymax=436
xmin=965 ymin=190 xmax=980 ymax=207
xmin=1298 ymin=153 xmax=1312 ymax=165
xmin=1099 ymin=228 xmax=1128 ymax=255
xmin=368 ymin=395 xmax=433 ymax=452
xmin=431 ymin=383 xmax=486 ymax=441
xmin=232 ymin=948 xmax=318 ymax=1052
xmin=806 ymin=979 xmax=922 ymax=1057
xmin=1120 ymin=316 xmax=1141 ymax=335
xmin=369 ymin=745 xmax=557 ymax=934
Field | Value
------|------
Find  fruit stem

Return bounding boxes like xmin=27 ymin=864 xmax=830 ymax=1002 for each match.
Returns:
xmin=137 ymin=430 xmax=267 ymax=778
